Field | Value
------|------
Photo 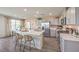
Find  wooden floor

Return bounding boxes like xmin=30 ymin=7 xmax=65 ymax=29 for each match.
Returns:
xmin=0 ymin=36 xmax=60 ymax=52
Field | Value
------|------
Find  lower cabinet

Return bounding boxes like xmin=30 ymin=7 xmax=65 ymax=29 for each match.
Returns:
xmin=60 ymin=37 xmax=64 ymax=52
xmin=50 ymin=28 xmax=56 ymax=37
xmin=60 ymin=37 xmax=79 ymax=52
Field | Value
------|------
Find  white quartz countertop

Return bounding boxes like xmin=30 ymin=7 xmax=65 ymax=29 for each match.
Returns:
xmin=60 ymin=33 xmax=79 ymax=41
xmin=13 ymin=30 xmax=44 ymax=36
xmin=50 ymin=27 xmax=57 ymax=30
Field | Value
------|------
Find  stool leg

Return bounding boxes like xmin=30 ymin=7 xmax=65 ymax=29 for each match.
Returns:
xmin=23 ymin=38 xmax=26 ymax=52
xmin=20 ymin=39 xmax=22 ymax=51
xmin=29 ymin=41 xmax=31 ymax=52
xmin=15 ymin=41 xmax=17 ymax=51
xmin=33 ymin=39 xmax=35 ymax=48
xmin=15 ymin=38 xmax=18 ymax=51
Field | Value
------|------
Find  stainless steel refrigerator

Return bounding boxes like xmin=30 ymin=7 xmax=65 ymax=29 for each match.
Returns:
xmin=41 ymin=21 xmax=50 ymax=37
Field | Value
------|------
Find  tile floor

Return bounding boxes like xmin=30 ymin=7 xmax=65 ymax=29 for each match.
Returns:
xmin=0 ymin=36 xmax=60 ymax=52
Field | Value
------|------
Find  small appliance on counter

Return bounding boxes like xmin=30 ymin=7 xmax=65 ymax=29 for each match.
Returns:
xmin=71 ymin=26 xmax=79 ymax=38
xmin=74 ymin=29 xmax=79 ymax=38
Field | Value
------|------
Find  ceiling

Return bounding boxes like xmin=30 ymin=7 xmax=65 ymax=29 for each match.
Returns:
xmin=0 ymin=7 xmax=65 ymax=19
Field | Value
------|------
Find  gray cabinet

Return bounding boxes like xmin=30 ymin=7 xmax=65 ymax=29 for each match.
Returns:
xmin=59 ymin=7 xmax=79 ymax=25
xmin=60 ymin=34 xmax=79 ymax=52
xmin=60 ymin=37 xmax=64 ymax=52
xmin=66 ymin=7 xmax=75 ymax=24
xmin=50 ymin=28 xmax=56 ymax=37
xmin=75 ymin=7 xmax=79 ymax=25
xmin=66 ymin=7 xmax=79 ymax=25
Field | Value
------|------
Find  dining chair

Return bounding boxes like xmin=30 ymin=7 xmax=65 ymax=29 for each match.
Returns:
xmin=15 ymin=33 xmax=23 ymax=51
xmin=23 ymin=35 xmax=35 ymax=52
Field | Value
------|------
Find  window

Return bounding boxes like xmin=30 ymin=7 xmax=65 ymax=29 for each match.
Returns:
xmin=26 ymin=22 xmax=31 ymax=29
xmin=25 ymin=21 xmax=31 ymax=30
xmin=11 ymin=19 xmax=21 ymax=31
xmin=15 ymin=20 xmax=21 ymax=30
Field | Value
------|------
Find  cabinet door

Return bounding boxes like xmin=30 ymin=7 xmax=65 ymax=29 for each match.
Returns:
xmin=60 ymin=37 xmax=64 ymax=52
xmin=75 ymin=7 xmax=79 ymax=25
xmin=66 ymin=7 xmax=75 ymax=24
xmin=70 ymin=8 xmax=75 ymax=24
xmin=50 ymin=28 xmax=56 ymax=37
xmin=66 ymin=8 xmax=71 ymax=24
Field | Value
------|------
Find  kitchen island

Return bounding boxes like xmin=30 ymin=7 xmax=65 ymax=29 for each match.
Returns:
xmin=13 ymin=30 xmax=44 ymax=50
xmin=60 ymin=33 xmax=79 ymax=52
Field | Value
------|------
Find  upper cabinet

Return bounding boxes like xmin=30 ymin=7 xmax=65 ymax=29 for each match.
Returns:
xmin=65 ymin=7 xmax=79 ymax=25
xmin=58 ymin=7 xmax=79 ymax=25
xmin=75 ymin=7 xmax=79 ymax=25
xmin=66 ymin=7 xmax=75 ymax=24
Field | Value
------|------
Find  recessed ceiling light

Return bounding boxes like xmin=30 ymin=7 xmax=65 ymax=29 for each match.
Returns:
xmin=24 ymin=9 xmax=27 ymax=11
xmin=49 ymin=13 xmax=52 ymax=15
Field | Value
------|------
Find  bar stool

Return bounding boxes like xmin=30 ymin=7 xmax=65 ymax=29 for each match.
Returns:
xmin=15 ymin=33 xmax=23 ymax=51
xmin=23 ymin=35 xmax=35 ymax=52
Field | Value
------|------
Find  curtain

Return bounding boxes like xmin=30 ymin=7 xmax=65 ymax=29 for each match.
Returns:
xmin=5 ymin=17 xmax=11 ymax=36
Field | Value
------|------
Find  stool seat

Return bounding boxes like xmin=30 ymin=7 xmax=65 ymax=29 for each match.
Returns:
xmin=16 ymin=33 xmax=23 ymax=40
xmin=23 ymin=35 xmax=35 ymax=52
xmin=15 ymin=33 xmax=23 ymax=51
xmin=24 ymin=35 xmax=32 ymax=41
